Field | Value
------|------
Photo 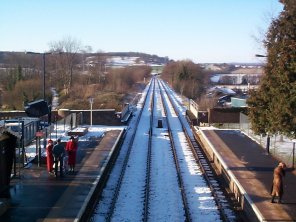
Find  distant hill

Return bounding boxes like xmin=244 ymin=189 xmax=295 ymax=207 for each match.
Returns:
xmin=201 ymin=62 xmax=264 ymax=73
xmin=103 ymin=52 xmax=169 ymax=64
xmin=0 ymin=51 xmax=170 ymax=67
xmin=0 ymin=51 xmax=263 ymax=69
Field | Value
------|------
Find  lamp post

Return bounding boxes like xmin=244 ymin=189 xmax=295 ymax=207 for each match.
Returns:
xmin=255 ymin=54 xmax=267 ymax=58
xmin=89 ymin=97 xmax=94 ymax=126
xmin=25 ymin=51 xmax=51 ymax=100
xmin=255 ymin=53 xmax=270 ymax=153
xmin=42 ymin=53 xmax=46 ymax=100
xmin=26 ymin=51 xmax=52 ymax=165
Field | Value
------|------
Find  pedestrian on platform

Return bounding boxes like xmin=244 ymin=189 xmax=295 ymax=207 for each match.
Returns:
xmin=66 ymin=136 xmax=78 ymax=173
xmin=46 ymin=139 xmax=54 ymax=174
xmin=271 ymin=162 xmax=286 ymax=203
xmin=52 ymin=138 xmax=65 ymax=178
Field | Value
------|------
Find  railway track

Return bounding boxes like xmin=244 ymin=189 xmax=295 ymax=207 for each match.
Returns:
xmin=91 ymin=77 xmax=236 ymax=221
xmin=160 ymin=79 xmax=236 ymax=221
xmin=106 ymin=78 xmax=154 ymax=221
xmin=158 ymin=79 xmax=191 ymax=221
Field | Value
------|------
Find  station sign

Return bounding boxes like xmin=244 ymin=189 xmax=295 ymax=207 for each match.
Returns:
xmin=36 ymin=131 xmax=44 ymax=137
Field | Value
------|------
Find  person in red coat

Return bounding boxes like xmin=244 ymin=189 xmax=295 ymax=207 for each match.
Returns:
xmin=65 ymin=136 xmax=78 ymax=173
xmin=46 ymin=139 xmax=54 ymax=174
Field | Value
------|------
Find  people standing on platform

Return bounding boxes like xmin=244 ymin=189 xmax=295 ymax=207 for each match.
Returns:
xmin=52 ymin=138 xmax=65 ymax=178
xmin=46 ymin=139 xmax=54 ymax=174
xmin=271 ymin=162 xmax=286 ymax=203
xmin=66 ymin=136 xmax=78 ymax=173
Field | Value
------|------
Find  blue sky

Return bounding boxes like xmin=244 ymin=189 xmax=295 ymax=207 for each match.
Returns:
xmin=1 ymin=0 xmax=283 ymax=63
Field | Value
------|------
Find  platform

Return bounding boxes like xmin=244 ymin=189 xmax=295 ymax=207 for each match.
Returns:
xmin=0 ymin=129 xmax=124 ymax=222
xmin=195 ymin=129 xmax=296 ymax=222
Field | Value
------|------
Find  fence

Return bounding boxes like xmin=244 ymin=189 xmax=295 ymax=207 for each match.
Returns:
xmin=240 ymin=113 xmax=296 ymax=168
xmin=50 ymin=112 xmax=83 ymax=139
xmin=56 ymin=112 xmax=81 ymax=130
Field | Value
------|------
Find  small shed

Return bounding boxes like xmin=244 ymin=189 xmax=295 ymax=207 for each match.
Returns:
xmin=0 ymin=126 xmax=19 ymax=197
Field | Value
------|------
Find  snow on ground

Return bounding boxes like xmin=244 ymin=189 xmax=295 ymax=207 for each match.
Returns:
xmin=22 ymin=76 xmax=295 ymax=221
xmin=92 ymin=80 xmax=152 ymax=221
xmin=148 ymin=80 xmax=185 ymax=221
xmin=93 ymin=78 xmax=224 ymax=221
xmin=208 ymin=86 xmax=236 ymax=95
xmin=165 ymin=78 xmax=295 ymax=168
xmin=242 ymin=130 xmax=296 ymax=167
xmin=107 ymin=56 xmax=145 ymax=67
xmin=23 ymin=125 xmax=125 ymax=162
xmin=111 ymin=85 xmax=152 ymax=221
xmin=161 ymin=83 xmax=222 ymax=221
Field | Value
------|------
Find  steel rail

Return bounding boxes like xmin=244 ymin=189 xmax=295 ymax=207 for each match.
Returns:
xmin=105 ymin=79 xmax=154 ymax=222
xmin=159 ymin=79 xmax=235 ymax=222
xmin=143 ymin=77 xmax=155 ymax=221
xmin=157 ymin=79 xmax=192 ymax=222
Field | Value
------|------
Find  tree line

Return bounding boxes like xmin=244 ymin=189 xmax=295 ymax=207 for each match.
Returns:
xmin=247 ymin=0 xmax=296 ymax=139
xmin=161 ymin=60 xmax=207 ymax=100
xmin=0 ymin=37 xmax=151 ymax=110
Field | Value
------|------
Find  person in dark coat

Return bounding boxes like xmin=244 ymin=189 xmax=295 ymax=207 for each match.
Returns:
xmin=271 ymin=162 xmax=286 ymax=203
xmin=65 ymin=136 xmax=78 ymax=173
xmin=46 ymin=139 xmax=54 ymax=174
xmin=52 ymin=138 xmax=65 ymax=178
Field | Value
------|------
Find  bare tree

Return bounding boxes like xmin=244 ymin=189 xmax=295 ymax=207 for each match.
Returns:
xmin=49 ymin=36 xmax=82 ymax=94
xmin=88 ymin=52 xmax=108 ymax=85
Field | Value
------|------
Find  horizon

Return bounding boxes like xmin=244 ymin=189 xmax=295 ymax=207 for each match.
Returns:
xmin=1 ymin=0 xmax=283 ymax=63
xmin=0 ymin=50 xmax=265 ymax=65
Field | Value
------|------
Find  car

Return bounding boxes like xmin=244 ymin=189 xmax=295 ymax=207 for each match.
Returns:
xmin=217 ymin=95 xmax=234 ymax=106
